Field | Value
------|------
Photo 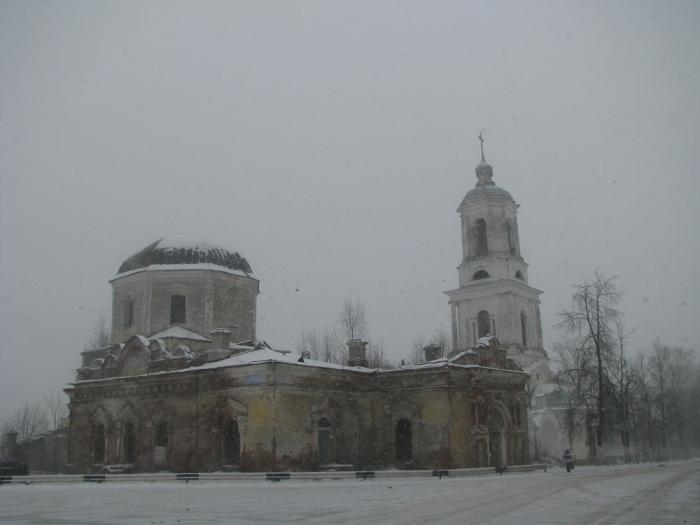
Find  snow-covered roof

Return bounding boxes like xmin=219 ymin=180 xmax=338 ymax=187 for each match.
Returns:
xmin=150 ymin=326 xmax=211 ymax=342
xmin=116 ymin=236 xmax=253 ymax=277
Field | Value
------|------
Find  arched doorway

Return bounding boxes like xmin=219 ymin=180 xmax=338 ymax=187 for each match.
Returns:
xmin=396 ymin=419 xmax=412 ymax=463
xmin=487 ymin=410 xmax=507 ymax=467
xmin=154 ymin=421 xmax=168 ymax=466
xmin=123 ymin=422 xmax=136 ymax=463
xmin=222 ymin=419 xmax=240 ymax=466
xmin=93 ymin=424 xmax=105 ymax=464
xmin=318 ymin=418 xmax=331 ymax=465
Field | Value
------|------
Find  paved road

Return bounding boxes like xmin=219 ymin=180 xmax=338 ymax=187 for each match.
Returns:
xmin=1 ymin=460 xmax=698 ymax=524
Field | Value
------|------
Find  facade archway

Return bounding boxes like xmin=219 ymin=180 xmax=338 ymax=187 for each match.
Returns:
xmin=396 ymin=419 xmax=412 ymax=463
xmin=317 ymin=417 xmax=331 ymax=465
xmin=222 ymin=419 xmax=240 ymax=466
xmin=93 ymin=424 xmax=105 ymax=464
xmin=123 ymin=422 xmax=137 ymax=463
xmin=154 ymin=421 xmax=168 ymax=466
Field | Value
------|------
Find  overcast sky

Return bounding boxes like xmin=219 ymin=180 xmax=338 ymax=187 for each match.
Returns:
xmin=1 ymin=0 xmax=699 ymax=423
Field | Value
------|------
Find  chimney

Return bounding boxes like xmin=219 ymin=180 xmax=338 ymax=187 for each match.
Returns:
xmin=423 ymin=344 xmax=442 ymax=362
xmin=347 ymin=339 xmax=368 ymax=367
xmin=210 ymin=328 xmax=232 ymax=350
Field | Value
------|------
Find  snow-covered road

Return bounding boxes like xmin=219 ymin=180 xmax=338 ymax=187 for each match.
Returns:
xmin=1 ymin=460 xmax=698 ymax=525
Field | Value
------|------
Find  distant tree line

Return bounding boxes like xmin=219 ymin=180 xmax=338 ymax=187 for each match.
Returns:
xmin=556 ymin=270 xmax=699 ymax=462
xmin=297 ymin=297 xmax=394 ymax=369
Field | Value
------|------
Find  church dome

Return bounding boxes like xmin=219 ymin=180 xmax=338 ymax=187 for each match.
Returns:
xmin=117 ymin=236 xmax=253 ymax=276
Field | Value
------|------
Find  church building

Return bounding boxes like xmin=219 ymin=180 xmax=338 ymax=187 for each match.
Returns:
xmin=65 ymin=147 xmax=532 ymax=473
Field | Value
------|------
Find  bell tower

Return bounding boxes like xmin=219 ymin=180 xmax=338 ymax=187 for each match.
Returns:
xmin=444 ymin=136 xmax=547 ymax=368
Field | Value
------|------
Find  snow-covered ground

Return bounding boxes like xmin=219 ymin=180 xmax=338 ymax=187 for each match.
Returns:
xmin=1 ymin=461 xmax=698 ymax=525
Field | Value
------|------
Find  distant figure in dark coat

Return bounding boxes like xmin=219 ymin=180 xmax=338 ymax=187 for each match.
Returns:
xmin=563 ymin=449 xmax=574 ymax=473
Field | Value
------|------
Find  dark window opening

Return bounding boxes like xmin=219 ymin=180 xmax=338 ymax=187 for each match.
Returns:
xmin=124 ymin=422 xmax=136 ymax=463
xmin=318 ymin=417 xmax=331 ymax=465
xmin=473 ymin=270 xmax=490 ymax=280
xmin=155 ymin=421 xmax=168 ymax=447
xmin=475 ymin=218 xmax=488 ymax=256
xmin=396 ymin=419 xmax=412 ymax=462
xmin=521 ymin=312 xmax=528 ymax=346
xmin=124 ymin=298 xmax=134 ymax=328
xmin=170 ymin=295 xmax=186 ymax=324
xmin=515 ymin=271 xmax=524 ymax=280
xmin=93 ymin=424 xmax=105 ymax=463
xmin=223 ymin=419 xmax=240 ymax=465
xmin=477 ymin=310 xmax=491 ymax=338
xmin=506 ymin=219 xmax=517 ymax=255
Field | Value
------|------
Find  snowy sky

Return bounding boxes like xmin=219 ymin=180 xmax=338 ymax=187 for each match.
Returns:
xmin=1 ymin=0 xmax=699 ymax=423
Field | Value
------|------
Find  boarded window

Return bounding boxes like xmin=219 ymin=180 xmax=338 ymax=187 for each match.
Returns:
xmin=475 ymin=218 xmax=488 ymax=256
xmin=170 ymin=295 xmax=186 ymax=324
xmin=124 ymin=422 xmax=136 ymax=463
xmin=318 ymin=418 xmax=331 ymax=465
xmin=223 ymin=419 xmax=240 ymax=465
xmin=477 ymin=310 xmax=491 ymax=338
xmin=93 ymin=424 xmax=105 ymax=463
xmin=396 ymin=419 xmax=412 ymax=462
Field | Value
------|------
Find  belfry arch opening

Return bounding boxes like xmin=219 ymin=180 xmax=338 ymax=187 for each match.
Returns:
xmin=472 ymin=270 xmax=490 ymax=280
xmin=475 ymin=218 xmax=488 ymax=256
xmin=396 ymin=419 xmax=412 ymax=463
xmin=477 ymin=310 xmax=491 ymax=338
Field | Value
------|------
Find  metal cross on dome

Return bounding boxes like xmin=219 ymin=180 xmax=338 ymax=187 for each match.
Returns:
xmin=478 ymin=132 xmax=486 ymax=161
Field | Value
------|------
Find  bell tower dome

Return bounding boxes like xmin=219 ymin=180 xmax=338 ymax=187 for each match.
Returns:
xmin=445 ymin=135 xmax=547 ymax=367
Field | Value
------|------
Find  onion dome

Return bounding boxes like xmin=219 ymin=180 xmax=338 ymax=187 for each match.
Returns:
xmin=461 ymin=137 xmax=514 ymax=204
xmin=117 ymin=236 xmax=253 ymax=276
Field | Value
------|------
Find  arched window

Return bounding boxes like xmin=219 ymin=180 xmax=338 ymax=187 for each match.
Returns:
xmin=123 ymin=297 xmax=134 ymax=328
xmin=223 ymin=419 xmax=240 ymax=465
xmin=472 ymin=270 xmax=490 ymax=280
xmin=318 ymin=418 xmax=331 ymax=465
xmin=396 ymin=419 xmax=412 ymax=462
xmin=514 ymin=271 xmax=524 ymax=280
xmin=520 ymin=312 xmax=528 ymax=346
xmin=475 ymin=218 xmax=488 ymax=256
xmin=93 ymin=424 xmax=105 ymax=463
xmin=123 ymin=422 xmax=136 ymax=463
xmin=477 ymin=310 xmax=491 ymax=338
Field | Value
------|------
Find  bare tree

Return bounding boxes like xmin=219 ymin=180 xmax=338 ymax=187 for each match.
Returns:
xmin=605 ymin=319 xmax=635 ymax=462
xmin=43 ymin=390 xmax=68 ymax=432
xmin=557 ymin=270 xmax=621 ymax=453
xmin=339 ymin=297 xmax=366 ymax=341
xmin=84 ymin=312 xmax=110 ymax=350
xmin=3 ymin=402 xmax=48 ymax=444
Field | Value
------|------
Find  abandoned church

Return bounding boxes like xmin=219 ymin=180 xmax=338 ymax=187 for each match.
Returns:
xmin=66 ymin=148 xmax=544 ymax=472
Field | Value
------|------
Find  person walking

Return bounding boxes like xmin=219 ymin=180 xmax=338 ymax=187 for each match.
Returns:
xmin=563 ymin=449 xmax=574 ymax=473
